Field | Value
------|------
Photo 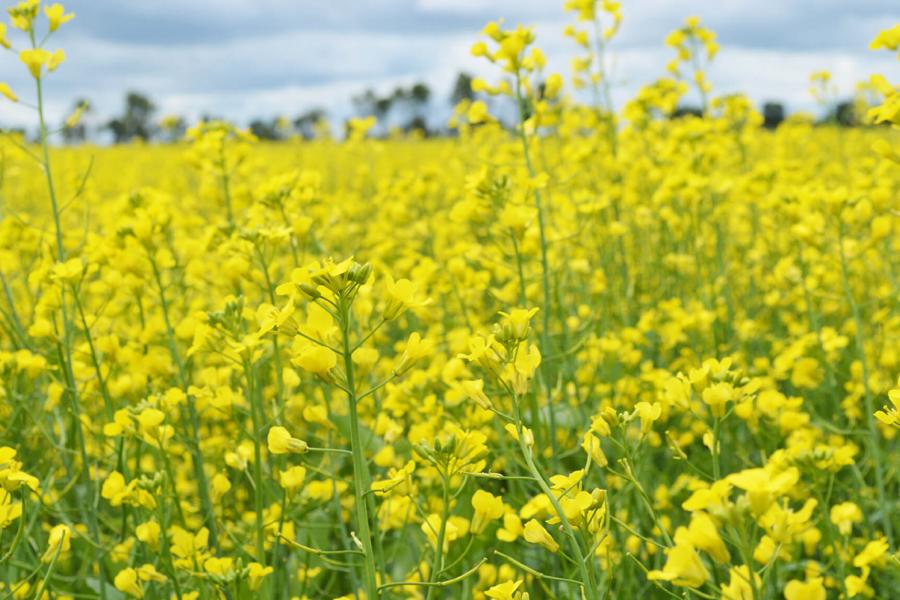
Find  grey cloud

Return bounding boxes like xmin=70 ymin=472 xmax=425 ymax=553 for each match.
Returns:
xmin=2 ymin=0 xmax=897 ymax=128
xmin=60 ymin=0 xmax=493 ymax=45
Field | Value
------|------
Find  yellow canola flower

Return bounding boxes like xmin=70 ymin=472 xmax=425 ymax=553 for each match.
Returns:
xmin=292 ymin=343 xmax=337 ymax=376
xmin=44 ymin=3 xmax=75 ymax=32
xmin=874 ymin=377 xmax=900 ymax=427
xmin=870 ymin=24 xmax=900 ymax=52
xmin=845 ymin=566 xmax=874 ymax=598
xmin=830 ymin=501 xmax=862 ymax=536
xmin=393 ymin=331 xmax=432 ymax=376
xmin=135 ymin=520 xmax=160 ymax=549
xmin=727 ymin=466 xmax=799 ymax=516
xmin=0 ymin=447 xmax=40 ymax=493
xmin=383 ymin=274 xmax=430 ymax=320
xmin=484 ymin=579 xmax=524 ymax=600
xmin=211 ymin=473 xmax=231 ymax=501
xmin=633 ymin=401 xmax=662 ymax=435
xmin=784 ymin=577 xmax=826 ymax=600
xmin=0 ymin=82 xmax=17 ymax=102
xmin=41 ymin=523 xmax=72 ymax=563
xmin=204 ymin=556 xmax=236 ymax=575
xmin=471 ymin=490 xmax=505 ymax=534
xmin=853 ymin=538 xmax=889 ymax=568
xmin=136 ymin=564 xmax=166 ymax=583
xmin=467 ymin=100 xmax=491 ymax=124
xmin=19 ymin=48 xmax=49 ymax=79
xmin=114 ymin=568 xmax=143 ymax=599
xmin=19 ymin=48 xmax=65 ymax=79
xmin=522 ymin=518 xmax=559 ymax=552
xmin=720 ymin=565 xmax=759 ymax=600
xmin=647 ymin=540 xmax=710 ymax=588
xmin=267 ymin=426 xmax=309 ymax=455
xmin=248 ymin=562 xmax=274 ymax=590
xmin=674 ymin=512 xmax=730 ymax=564
xmin=0 ymin=488 xmax=23 ymax=529
xmin=8 ymin=0 xmax=40 ymax=32
xmin=279 ymin=465 xmax=307 ymax=497
xmin=581 ymin=432 xmax=608 ymax=467
xmin=701 ymin=381 xmax=733 ymax=417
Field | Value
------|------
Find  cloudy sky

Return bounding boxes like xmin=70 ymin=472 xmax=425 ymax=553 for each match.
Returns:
xmin=1 ymin=0 xmax=898 ymax=130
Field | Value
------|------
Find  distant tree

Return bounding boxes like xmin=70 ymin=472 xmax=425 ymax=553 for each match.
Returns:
xmin=159 ymin=114 xmax=187 ymax=142
xmin=352 ymin=83 xmax=433 ymax=135
xmin=450 ymin=72 xmax=475 ymax=105
xmin=249 ymin=118 xmax=281 ymax=140
xmin=671 ymin=105 xmax=703 ymax=119
xmin=403 ymin=82 xmax=432 ymax=135
xmin=294 ymin=108 xmax=326 ymax=140
xmin=375 ymin=96 xmax=393 ymax=121
xmin=410 ymin=82 xmax=431 ymax=106
xmin=106 ymin=91 xmax=156 ymax=143
xmin=353 ymin=88 xmax=393 ymax=122
xmin=762 ymin=102 xmax=785 ymax=129
xmin=833 ymin=100 xmax=857 ymax=127
xmin=404 ymin=116 xmax=428 ymax=135
xmin=61 ymin=98 xmax=91 ymax=144
xmin=352 ymin=89 xmax=374 ymax=115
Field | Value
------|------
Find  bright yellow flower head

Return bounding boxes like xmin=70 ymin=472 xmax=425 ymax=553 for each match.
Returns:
xmin=784 ymin=577 xmax=826 ymax=600
xmin=248 ymin=562 xmax=273 ymax=591
xmin=135 ymin=520 xmax=161 ymax=549
xmin=875 ymin=377 xmax=900 ymax=427
xmin=19 ymin=48 xmax=49 ymax=79
xmin=267 ymin=426 xmax=309 ymax=455
xmin=8 ymin=0 xmax=40 ymax=32
xmin=0 ymin=488 xmax=23 ymax=529
xmin=42 ymin=523 xmax=72 ymax=563
xmin=522 ymin=518 xmax=559 ymax=552
xmin=44 ymin=3 xmax=75 ymax=32
xmin=484 ymin=579 xmax=524 ymax=600
xmin=677 ymin=512 xmax=730 ymax=564
xmin=279 ymin=465 xmax=307 ymax=496
xmin=853 ymin=538 xmax=889 ymax=568
xmin=383 ymin=274 xmax=430 ymax=320
xmin=114 ymin=568 xmax=143 ymax=599
xmin=291 ymin=343 xmax=337 ymax=376
xmin=471 ymin=490 xmax=505 ymax=533
xmin=648 ymin=540 xmax=710 ymax=588
xmin=720 ymin=565 xmax=759 ymax=600
xmin=829 ymin=501 xmax=862 ymax=536
xmin=870 ymin=24 xmax=900 ymax=52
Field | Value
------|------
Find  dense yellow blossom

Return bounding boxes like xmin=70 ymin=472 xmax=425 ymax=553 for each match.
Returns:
xmin=0 ymin=4 xmax=898 ymax=600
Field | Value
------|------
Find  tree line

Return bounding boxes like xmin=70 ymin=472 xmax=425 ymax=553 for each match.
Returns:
xmin=35 ymin=73 xmax=479 ymax=144
xmin=1 ymin=71 xmax=869 ymax=144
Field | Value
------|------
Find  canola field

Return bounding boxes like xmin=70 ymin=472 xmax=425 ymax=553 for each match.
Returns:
xmin=1 ymin=2 xmax=900 ymax=599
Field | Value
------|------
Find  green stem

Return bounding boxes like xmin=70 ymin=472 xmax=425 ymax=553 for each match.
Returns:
xmin=244 ymin=361 xmax=267 ymax=563
xmin=425 ymin=476 xmax=450 ymax=600
xmin=838 ymin=222 xmax=893 ymax=547
xmin=711 ymin=417 xmax=721 ymax=481
xmin=339 ymin=295 xmax=380 ymax=599
xmin=511 ymin=391 xmax=598 ymax=600
xmin=218 ymin=141 xmax=234 ymax=227
xmin=34 ymin=53 xmax=108 ymax=600
xmin=148 ymin=252 xmax=220 ymax=551
xmin=514 ymin=69 xmax=556 ymax=459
